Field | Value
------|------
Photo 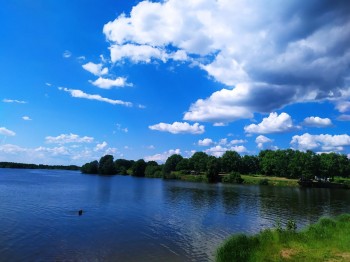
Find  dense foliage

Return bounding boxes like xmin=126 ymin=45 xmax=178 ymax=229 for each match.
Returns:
xmin=81 ymin=149 xmax=350 ymax=179
xmin=0 ymin=162 xmax=80 ymax=170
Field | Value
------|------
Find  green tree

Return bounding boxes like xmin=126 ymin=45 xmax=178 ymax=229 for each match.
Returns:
xmin=189 ymin=152 xmax=209 ymax=172
xmin=176 ymin=158 xmax=190 ymax=172
xmin=115 ymin=159 xmax=134 ymax=174
xmin=81 ymin=160 xmax=99 ymax=174
xmin=221 ymin=151 xmax=241 ymax=173
xmin=132 ymin=159 xmax=147 ymax=177
xmin=241 ymin=155 xmax=259 ymax=174
xmin=145 ymin=165 xmax=162 ymax=178
xmin=163 ymin=154 xmax=183 ymax=176
xmin=207 ymin=156 xmax=221 ymax=183
xmin=99 ymin=155 xmax=116 ymax=175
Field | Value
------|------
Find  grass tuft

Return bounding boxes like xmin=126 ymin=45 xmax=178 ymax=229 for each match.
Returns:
xmin=216 ymin=214 xmax=350 ymax=262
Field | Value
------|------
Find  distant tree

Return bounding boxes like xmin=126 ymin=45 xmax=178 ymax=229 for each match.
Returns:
xmin=207 ymin=156 xmax=221 ymax=183
xmin=145 ymin=165 xmax=162 ymax=178
xmin=99 ymin=155 xmax=116 ymax=175
xmin=189 ymin=152 xmax=209 ymax=172
xmin=221 ymin=151 xmax=241 ymax=173
xmin=176 ymin=158 xmax=190 ymax=172
xmin=147 ymin=161 xmax=159 ymax=167
xmin=115 ymin=159 xmax=134 ymax=174
xmin=222 ymin=172 xmax=244 ymax=184
xmin=132 ymin=159 xmax=147 ymax=177
xmin=81 ymin=160 xmax=99 ymax=174
xmin=241 ymin=155 xmax=259 ymax=174
xmin=163 ymin=154 xmax=183 ymax=175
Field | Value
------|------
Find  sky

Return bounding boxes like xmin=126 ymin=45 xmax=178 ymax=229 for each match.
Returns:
xmin=1 ymin=0 xmax=350 ymax=165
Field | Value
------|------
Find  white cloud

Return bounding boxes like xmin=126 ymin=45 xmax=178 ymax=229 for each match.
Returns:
xmin=198 ymin=138 xmax=213 ymax=146
xmin=0 ymin=144 xmax=26 ymax=154
xmin=89 ymin=77 xmax=132 ymax=89
xmin=144 ymin=148 xmax=181 ymax=163
xmin=95 ymin=141 xmax=108 ymax=151
xmin=149 ymin=122 xmax=205 ymax=134
xmin=103 ymin=0 xmax=350 ymax=122
xmin=63 ymin=50 xmax=72 ymax=58
xmin=291 ymin=133 xmax=350 ymax=152
xmin=22 ymin=116 xmax=32 ymax=121
xmin=82 ymin=62 xmax=108 ymax=76
xmin=3 ymin=99 xmax=26 ymax=104
xmin=59 ymin=87 xmax=133 ymax=107
xmin=230 ymin=139 xmax=247 ymax=145
xmin=303 ymin=116 xmax=332 ymax=127
xmin=244 ymin=112 xmax=296 ymax=134
xmin=337 ymin=114 xmax=350 ymax=121
xmin=35 ymin=146 xmax=70 ymax=156
xmin=336 ymin=101 xmax=350 ymax=113
xmin=110 ymin=44 xmax=168 ymax=63
xmin=0 ymin=127 xmax=16 ymax=136
xmin=219 ymin=138 xmax=227 ymax=145
xmin=255 ymin=135 xmax=273 ymax=149
xmin=45 ymin=133 xmax=94 ymax=144
xmin=205 ymin=145 xmax=247 ymax=157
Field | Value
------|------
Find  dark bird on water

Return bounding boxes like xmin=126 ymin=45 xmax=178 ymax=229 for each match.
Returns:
xmin=78 ymin=210 xmax=83 ymax=216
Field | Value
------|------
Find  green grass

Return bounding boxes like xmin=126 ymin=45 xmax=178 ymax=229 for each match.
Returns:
xmin=334 ymin=176 xmax=350 ymax=186
xmin=241 ymin=174 xmax=299 ymax=187
xmin=180 ymin=174 xmax=208 ymax=183
xmin=216 ymin=214 xmax=350 ymax=262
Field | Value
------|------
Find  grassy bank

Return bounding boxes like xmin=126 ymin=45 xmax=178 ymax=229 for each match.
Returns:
xmin=241 ymin=174 xmax=299 ymax=187
xmin=216 ymin=214 xmax=350 ymax=261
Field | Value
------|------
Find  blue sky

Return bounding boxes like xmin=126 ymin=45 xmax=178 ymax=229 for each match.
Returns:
xmin=1 ymin=0 xmax=350 ymax=165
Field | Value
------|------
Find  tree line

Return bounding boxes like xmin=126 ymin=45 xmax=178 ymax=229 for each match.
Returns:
xmin=0 ymin=162 xmax=80 ymax=171
xmin=81 ymin=149 xmax=350 ymax=181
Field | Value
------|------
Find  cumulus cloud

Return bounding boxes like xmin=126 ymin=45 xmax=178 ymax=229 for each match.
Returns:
xmin=198 ymin=138 xmax=214 ymax=146
xmin=45 ymin=133 xmax=94 ymax=144
xmin=103 ymin=0 xmax=350 ymax=122
xmin=149 ymin=122 xmax=205 ymax=134
xmin=336 ymin=101 xmax=350 ymax=113
xmin=0 ymin=127 xmax=16 ymax=136
xmin=22 ymin=116 xmax=32 ymax=121
xmin=303 ymin=116 xmax=332 ymax=127
xmin=205 ymin=145 xmax=247 ymax=157
xmin=291 ymin=133 xmax=350 ymax=152
xmin=89 ymin=77 xmax=132 ymax=89
xmin=59 ymin=87 xmax=133 ymax=107
xmin=82 ymin=62 xmax=108 ymax=76
xmin=244 ymin=112 xmax=296 ymax=134
xmin=3 ymin=99 xmax=26 ymax=104
xmin=255 ymin=135 xmax=273 ymax=149
xmin=144 ymin=148 xmax=181 ymax=163
xmin=230 ymin=139 xmax=247 ymax=145
xmin=95 ymin=141 xmax=108 ymax=151
xmin=0 ymin=143 xmax=100 ymax=165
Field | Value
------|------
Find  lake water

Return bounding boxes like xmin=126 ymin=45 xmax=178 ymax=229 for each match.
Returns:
xmin=0 ymin=169 xmax=349 ymax=261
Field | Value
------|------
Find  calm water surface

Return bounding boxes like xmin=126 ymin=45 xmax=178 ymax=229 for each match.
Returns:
xmin=0 ymin=169 xmax=349 ymax=261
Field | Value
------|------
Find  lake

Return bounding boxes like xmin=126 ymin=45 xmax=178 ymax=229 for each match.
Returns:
xmin=0 ymin=169 xmax=349 ymax=261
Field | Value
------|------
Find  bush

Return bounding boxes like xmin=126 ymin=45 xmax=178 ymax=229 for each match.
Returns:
xmin=222 ymin=172 xmax=244 ymax=184
xmin=286 ymin=219 xmax=297 ymax=232
xmin=259 ymin=178 xmax=269 ymax=185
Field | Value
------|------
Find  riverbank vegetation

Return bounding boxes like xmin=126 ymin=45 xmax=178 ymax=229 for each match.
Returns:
xmin=81 ymin=149 xmax=350 ymax=186
xmin=216 ymin=213 xmax=350 ymax=261
xmin=0 ymin=162 xmax=80 ymax=171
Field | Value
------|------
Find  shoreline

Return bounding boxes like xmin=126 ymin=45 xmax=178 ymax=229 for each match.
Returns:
xmin=216 ymin=213 xmax=350 ymax=261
